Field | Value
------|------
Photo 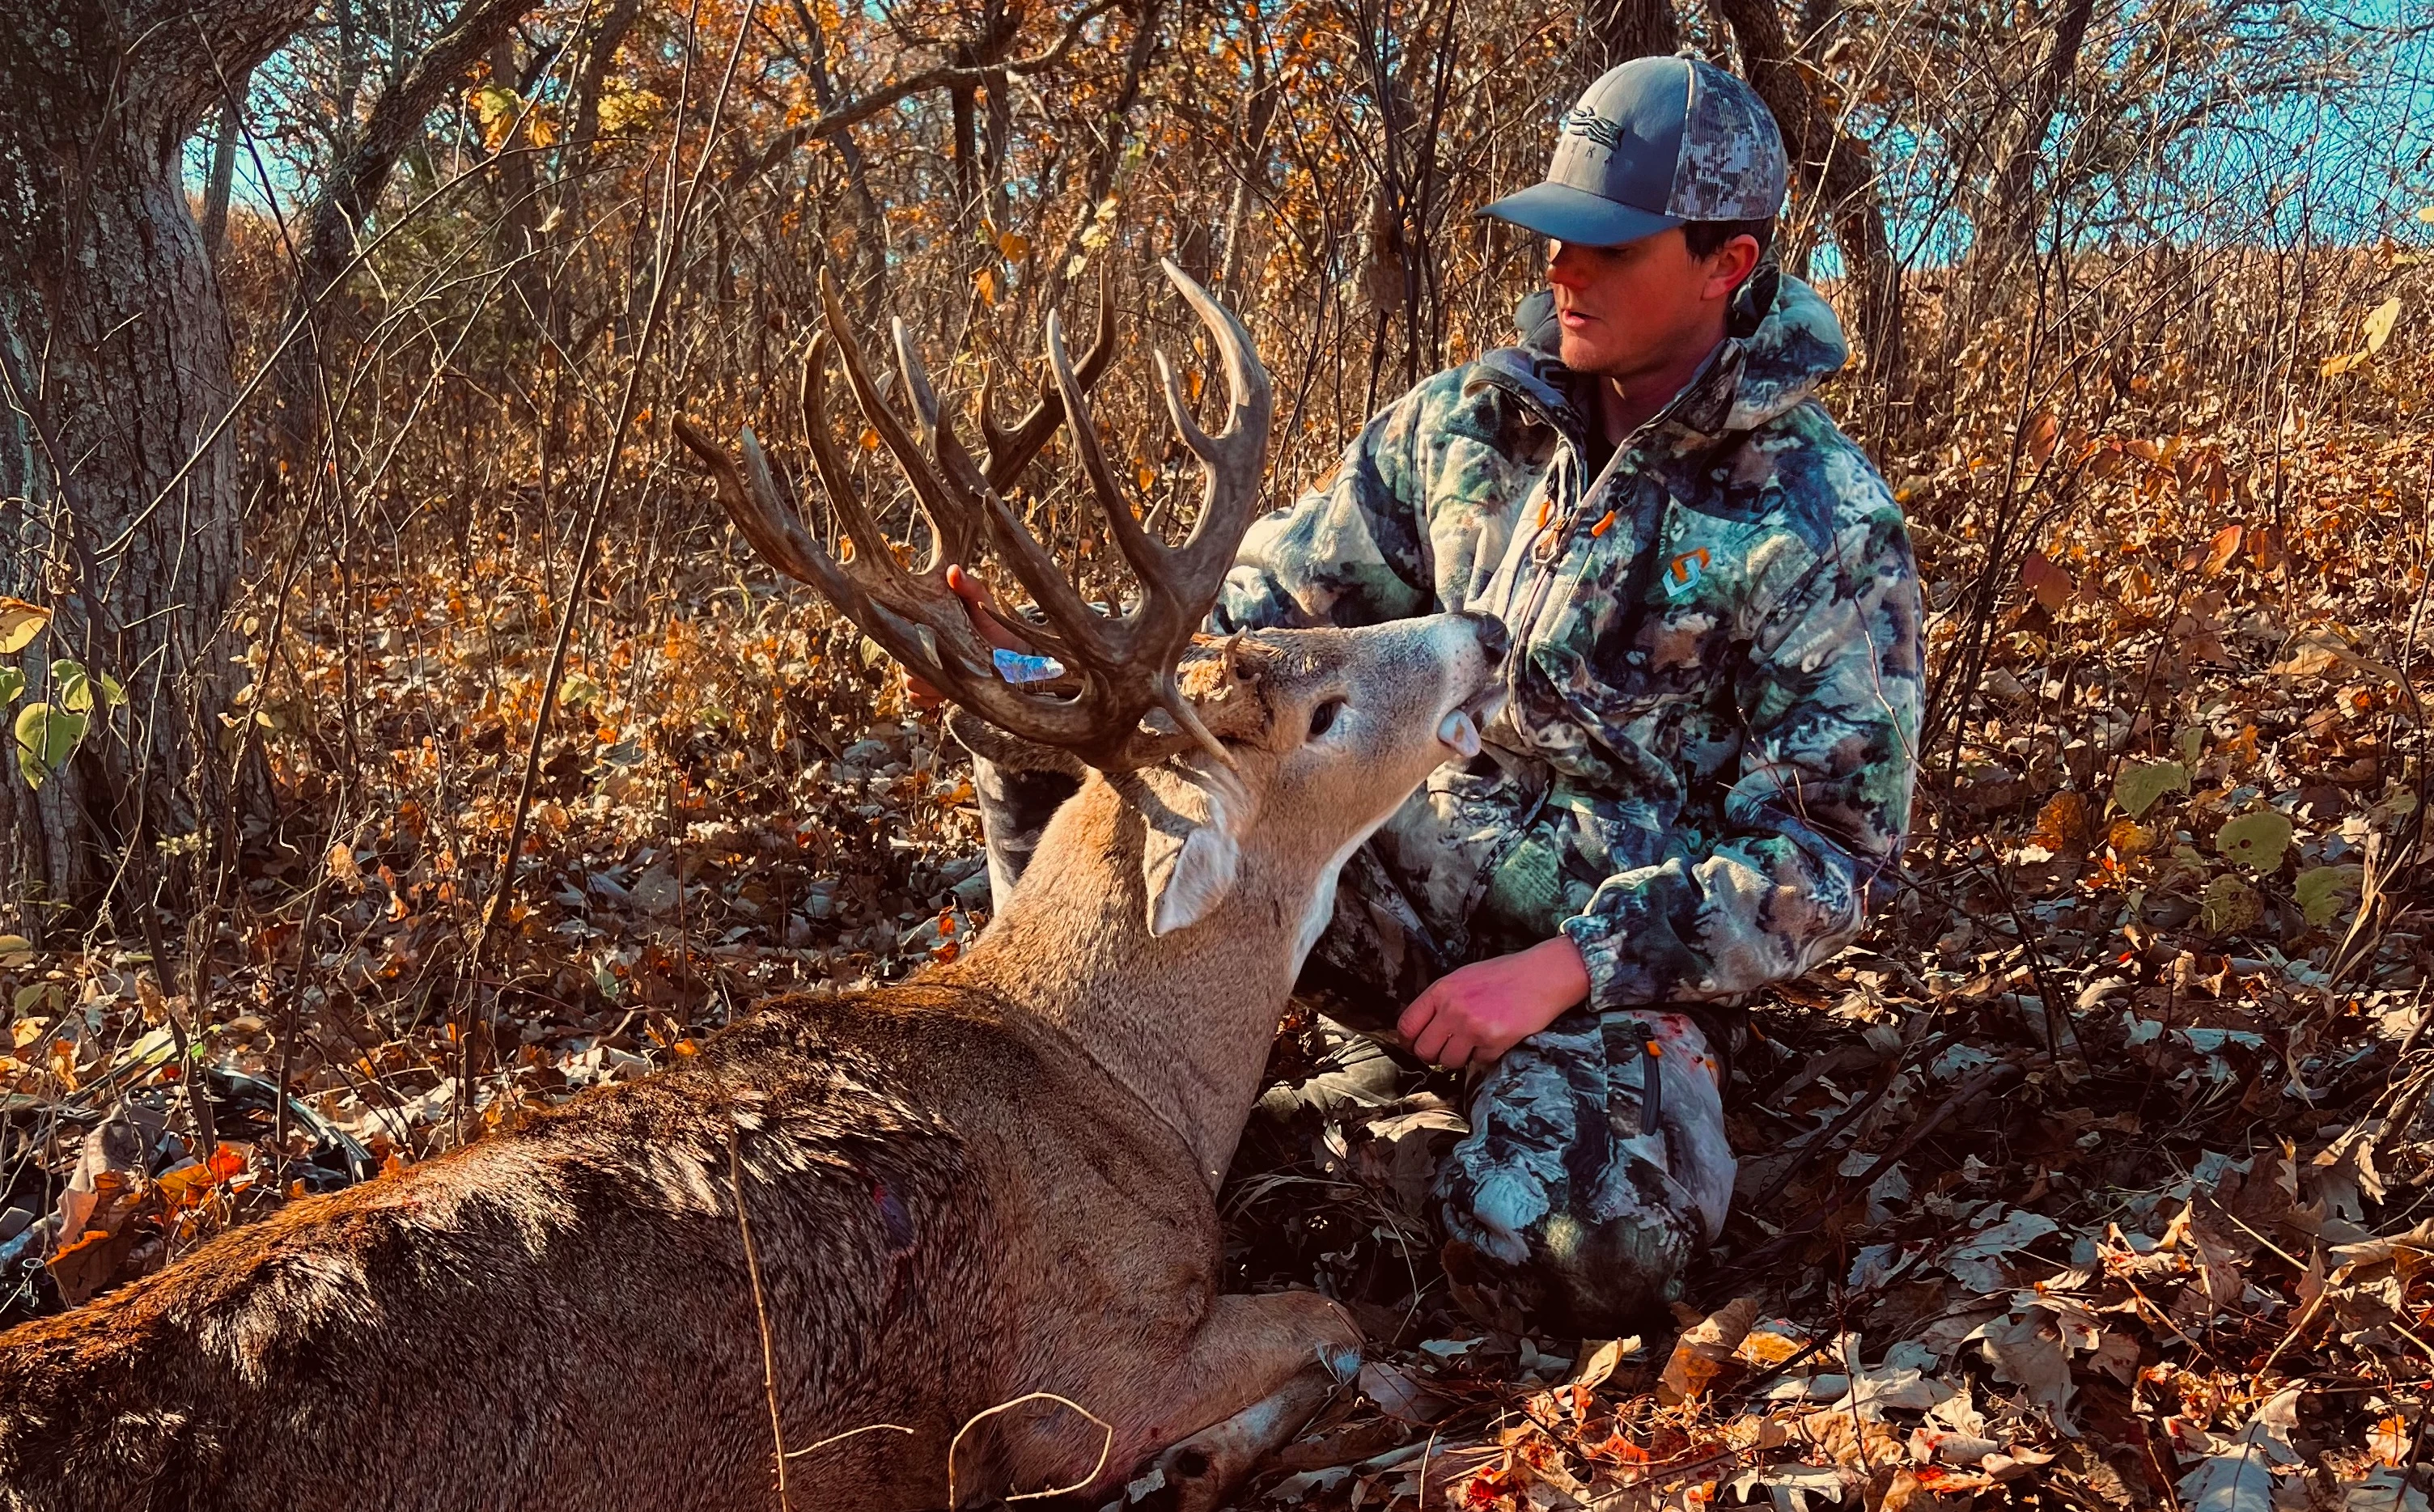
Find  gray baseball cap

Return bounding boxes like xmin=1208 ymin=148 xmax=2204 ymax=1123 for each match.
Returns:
xmin=1482 ymin=57 xmax=1787 ymax=248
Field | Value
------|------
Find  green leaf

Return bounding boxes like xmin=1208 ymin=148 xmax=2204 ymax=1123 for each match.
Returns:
xmin=2199 ymin=875 xmax=2262 ymax=936
xmin=97 ymin=674 xmax=125 ymax=709
xmin=0 ymin=934 xmax=32 ymax=968
xmin=2216 ymin=809 xmax=2295 ymax=871
xmin=0 ymin=667 xmax=21 ymax=705
xmin=49 ymin=658 xmax=91 ymax=714
xmin=2114 ymin=760 xmax=2189 ymax=818
xmin=12 ymin=701 xmax=87 ymax=789
xmin=2295 ymin=865 xmax=2366 ymax=928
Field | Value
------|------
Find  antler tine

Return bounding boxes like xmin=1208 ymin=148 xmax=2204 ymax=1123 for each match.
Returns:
xmin=816 ymin=272 xmax=985 ymax=579
xmin=675 ymin=417 xmax=840 ymax=598
xmin=1151 ymin=258 xmax=1274 ymax=583
xmin=679 ymin=409 xmax=1121 ymax=753
xmin=676 ymin=417 xmax=955 ymax=692
xmin=980 ymin=272 xmax=1117 ymax=494
xmin=795 ymin=332 xmax=929 ymax=607
xmin=887 ymin=317 xmax=991 ymax=577
xmin=1043 ymin=307 xmax=1186 ymax=607
xmin=685 ymin=265 xmax=1274 ymax=776
xmin=1041 ymin=294 xmax=1255 ymax=772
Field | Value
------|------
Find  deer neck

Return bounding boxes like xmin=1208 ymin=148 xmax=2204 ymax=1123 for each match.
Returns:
xmin=943 ymin=782 xmax=1297 ymax=1192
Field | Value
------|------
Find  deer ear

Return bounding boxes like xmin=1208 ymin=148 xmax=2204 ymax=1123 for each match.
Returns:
xmin=1138 ymin=763 xmax=1248 ymax=936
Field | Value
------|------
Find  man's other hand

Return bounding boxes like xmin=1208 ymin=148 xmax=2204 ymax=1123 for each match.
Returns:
xmin=1398 ymin=935 xmax=1592 ymax=1069
xmin=905 ymin=565 xmax=1029 ymax=709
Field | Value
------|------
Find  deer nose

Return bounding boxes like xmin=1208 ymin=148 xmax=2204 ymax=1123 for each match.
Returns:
xmin=1459 ymin=612 xmax=1510 ymax=663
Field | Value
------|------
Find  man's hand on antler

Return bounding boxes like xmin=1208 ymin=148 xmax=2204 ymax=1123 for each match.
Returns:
xmin=905 ymin=565 xmax=1031 ymax=709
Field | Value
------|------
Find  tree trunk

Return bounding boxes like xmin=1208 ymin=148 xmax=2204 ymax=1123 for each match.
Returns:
xmin=1978 ymin=0 xmax=2097 ymax=269
xmin=0 ymin=0 xmax=316 ymax=929
xmin=1584 ymin=0 xmax=1677 ymax=71
xmin=272 ymin=0 xmax=538 ymax=470
xmin=490 ymin=36 xmax=544 ymax=335
xmin=201 ymin=66 xmax=252 ymax=265
xmin=1714 ymin=0 xmax=1904 ymax=379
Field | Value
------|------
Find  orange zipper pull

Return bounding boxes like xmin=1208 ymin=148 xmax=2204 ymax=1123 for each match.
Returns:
xmin=1588 ymin=510 xmax=1617 ymax=538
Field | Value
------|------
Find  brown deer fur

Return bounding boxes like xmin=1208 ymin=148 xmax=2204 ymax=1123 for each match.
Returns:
xmin=0 ymin=616 xmax=1506 ymax=1511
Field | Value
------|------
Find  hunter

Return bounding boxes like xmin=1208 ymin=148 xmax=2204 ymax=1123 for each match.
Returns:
xmin=962 ymin=56 xmax=1923 ymax=1333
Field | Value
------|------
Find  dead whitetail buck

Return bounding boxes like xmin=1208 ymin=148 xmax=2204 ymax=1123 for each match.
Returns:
xmin=0 ymin=262 xmax=1506 ymax=1511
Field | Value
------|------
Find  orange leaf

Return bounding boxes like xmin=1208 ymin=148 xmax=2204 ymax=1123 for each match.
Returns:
xmin=47 ymin=1223 xmax=139 ymax=1307
xmin=2023 ymin=410 xmax=2059 ymax=464
xmin=2200 ymin=523 xmax=2242 ymax=578
xmin=206 ymin=1142 xmax=250 ymax=1181
xmin=2032 ymin=791 xmax=2090 ymax=852
xmin=2021 ymin=551 xmax=2073 ymax=614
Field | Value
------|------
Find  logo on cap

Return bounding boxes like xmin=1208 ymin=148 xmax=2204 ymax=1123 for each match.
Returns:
xmin=1560 ymin=105 xmax=1625 ymax=153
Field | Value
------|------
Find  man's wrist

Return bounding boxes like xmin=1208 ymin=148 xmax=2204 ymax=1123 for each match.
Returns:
xmin=1527 ymin=934 xmax=1592 ymax=1013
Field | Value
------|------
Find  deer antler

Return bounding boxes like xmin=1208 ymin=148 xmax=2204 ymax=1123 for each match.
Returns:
xmin=675 ymin=260 xmax=1271 ymax=773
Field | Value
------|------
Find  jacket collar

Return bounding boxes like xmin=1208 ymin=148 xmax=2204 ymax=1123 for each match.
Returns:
xmin=1462 ymin=264 xmax=1851 ymax=458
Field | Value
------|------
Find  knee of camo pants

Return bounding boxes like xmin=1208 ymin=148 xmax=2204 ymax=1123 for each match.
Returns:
xmin=1431 ymin=1009 xmax=1736 ymax=1336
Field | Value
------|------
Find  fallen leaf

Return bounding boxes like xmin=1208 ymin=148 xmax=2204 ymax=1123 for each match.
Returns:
xmin=2115 ymin=759 xmax=2189 ymax=818
xmin=2296 ymin=865 xmax=2365 ymax=927
xmin=1358 ymin=1359 xmax=1450 ymax=1424
xmin=2175 ymin=1387 xmax=2300 ymax=1512
xmin=2216 ymin=810 xmax=2294 ymax=871
xmin=1657 ymin=1294 xmax=1758 ymax=1404
xmin=2348 ymin=1465 xmax=2432 ymax=1512
xmin=2199 ymin=875 xmax=2262 ymax=936
xmin=1569 ymin=1336 xmax=1628 ymax=1391
xmin=1970 ymin=1308 xmax=2077 ymax=1432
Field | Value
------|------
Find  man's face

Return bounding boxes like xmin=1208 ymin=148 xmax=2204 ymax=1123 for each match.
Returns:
xmin=1547 ymin=229 xmax=1755 ymax=384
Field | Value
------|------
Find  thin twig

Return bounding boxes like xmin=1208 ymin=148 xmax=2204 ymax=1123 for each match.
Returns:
xmin=457 ymin=0 xmax=750 ymax=1129
xmin=728 ymin=1124 xmax=791 ymax=1510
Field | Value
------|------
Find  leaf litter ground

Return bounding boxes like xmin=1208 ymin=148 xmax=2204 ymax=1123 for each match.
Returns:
xmin=7 ymin=329 xmax=2434 ymax=1510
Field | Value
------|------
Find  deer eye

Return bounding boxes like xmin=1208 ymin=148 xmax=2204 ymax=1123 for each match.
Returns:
xmin=1308 ymin=698 xmax=1346 ymax=740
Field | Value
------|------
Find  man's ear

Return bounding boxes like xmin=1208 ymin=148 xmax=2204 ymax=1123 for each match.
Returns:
xmin=1135 ymin=760 xmax=1252 ymax=937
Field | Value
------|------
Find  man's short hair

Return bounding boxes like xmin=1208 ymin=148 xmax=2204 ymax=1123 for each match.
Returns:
xmin=1681 ymin=218 xmax=1776 ymax=260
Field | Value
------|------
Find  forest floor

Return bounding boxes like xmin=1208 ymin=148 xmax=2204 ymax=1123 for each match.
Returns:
xmin=7 ymin=345 xmax=2434 ymax=1509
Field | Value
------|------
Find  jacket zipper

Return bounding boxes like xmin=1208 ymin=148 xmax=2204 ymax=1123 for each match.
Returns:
xmin=1470 ymin=354 xmax=1721 ymax=733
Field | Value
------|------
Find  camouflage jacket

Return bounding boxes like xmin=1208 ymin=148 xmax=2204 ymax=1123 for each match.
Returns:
xmin=1213 ymin=269 xmax=1923 ymax=1010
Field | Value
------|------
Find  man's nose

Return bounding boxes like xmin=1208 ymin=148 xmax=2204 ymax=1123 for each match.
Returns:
xmin=1546 ymin=241 xmax=1587 ymax=290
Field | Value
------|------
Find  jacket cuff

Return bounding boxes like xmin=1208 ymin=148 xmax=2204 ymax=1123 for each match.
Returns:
xmin=1560 ymin=903 xmax=1670 ymax=1011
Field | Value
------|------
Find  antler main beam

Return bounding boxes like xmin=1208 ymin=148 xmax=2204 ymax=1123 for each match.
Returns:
xmin=676 ymin=260 xmax=1272 ymax=773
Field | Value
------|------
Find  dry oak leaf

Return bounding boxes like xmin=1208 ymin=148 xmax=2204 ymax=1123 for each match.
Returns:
xmin=2174 ymin=1386 xmax=2303 ymax=1512
xmin=1965 ymin=1307 xmax=2076 ymax=1434
xmin=1657 ymin=1294 xmax=1759 ymax=1404
xmin=2021 ymin=551 xmax=2073 ymax=614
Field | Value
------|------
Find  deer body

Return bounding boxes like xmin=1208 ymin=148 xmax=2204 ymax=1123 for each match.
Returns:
xmin=0 ymin=265 xmax=1508 ymax=1509
xmin=0 ymin=616 xmax=1507 ymax=1511
xmin=0 ymin=981 xmax=1261 ymax=1510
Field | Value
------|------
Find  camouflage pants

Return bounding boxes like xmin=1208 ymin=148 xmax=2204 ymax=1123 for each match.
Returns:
xmin=971 ymin=756 xmax=1738 ymax=1336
